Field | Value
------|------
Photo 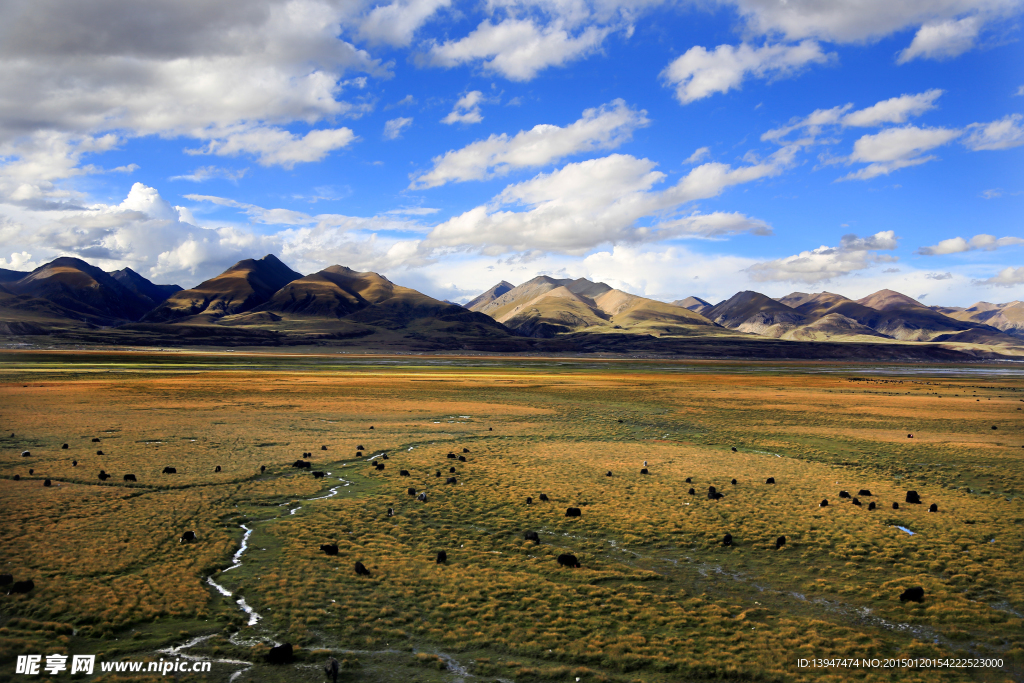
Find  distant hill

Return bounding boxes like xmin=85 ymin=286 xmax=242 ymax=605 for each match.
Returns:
xmin=0 ymin=268 xmax=28 ymax=283
xmin=5 ymin=257 xmax=154 ymax=323
xmin=704 ymin=291 xmax=807 ymax=337
xmin=672 ymin=296 xmax=714 ymax=316
xmin=935 ymin=301 xmax=1024 ymax=339
xmin=1 ymin=253 xmax=1022 ymax=359
xmin=144 ymin=254 xmax=302 ymax=323
xmin=472 ymin=276 xmax=714 ymax=337
xmin=465 ymin=281 xmax=515 ymax=311
xmin=110 ymin=268 xmax=181 ymax=308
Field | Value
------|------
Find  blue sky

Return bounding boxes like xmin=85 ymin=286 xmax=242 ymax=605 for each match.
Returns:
xmin=0 ymin=0 xmax=1022 ymax=306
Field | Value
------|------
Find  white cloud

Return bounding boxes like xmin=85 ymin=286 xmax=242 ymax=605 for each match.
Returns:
xmin=384 ymin=117 xmax=414 ymax=140
xmin=1016 ymin=85 xmax=1024 ymax=97
xmin=976 ymin=267 xmax=1024 ymax=286
xmin=661 ymin=41 xmax=832 ymax=104
xmin=747 ymin=231 xmax=899 ymax=283
xmin=185 ymin=126 xmax=357 ymax=169
xmin=683 ymin=147 xmax=711 ymax=164
xmin=762 ymin=89 xmax=944 ymax=144
xmin=926 ymin=271 xmax=954 ymax=280
xmin=170 ymin=166 xmax=248 ymax=182
xmin=441 ymin=91 xmax=487 ymax=125
xmin=358 ymin=0 xmax=451 ymax=46
xmin=840 ymin=125 xmax=961 ymax=180
xmin=897 ymin=16 xmax=983 ymax=63
xmin=426 ymin=150 xmax=788 ymax=254
xmin=413 ymin=99 xmax=649 ymax=188
xmin=842 ymin=89 xmax=945 ymax=127
xmin=722 ymin=0 xmax=1016 ymax=44
xmin=918 ymin=234 xmax=1024 ymax=254
xmin=425 ymin=18 xmax=610 ymax=81
xmin=963 ymin=114 xmax=1024 ymax=150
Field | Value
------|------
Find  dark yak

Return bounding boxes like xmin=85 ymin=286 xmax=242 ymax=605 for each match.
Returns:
xmin=462 ymin=448 xmax=470 ymax=453
xmin=0 ymin=574 xmax=11 ymax=585
xmin=265 ymin=643 xmax=293 ymax=664
xmin=688 ymin=487 xmax=695 ymax=495
xmin=215 ymin=466 xmax=221 ymax=473
xmin=436 ymin=550 xmax=447 ymax=564
xmin=524 ymin=531 xmax=540 ymax=544
xmin=539 ymin=494 xmax=549 ymax=501
xmin=899 ymin=586 xmax=924 ymax=603
xmin=929 ymin=503 xmax=939 ymax=512
xmin=12 ymin=474 xmax=19 ymax=481
xmin=852 ymin=497 xmax=862 ymax=506
xmin=123 ymin=474 xmax=137 ymax=482
xmin=820 ymin=499 xmax=829 ymax=507
xmin=180 ymin=531 xmax=197 ymax=543
xmin=839 ymin=491 xmax=851 ymax=499
xmin=722 ymin=533 xmax=733 ymax=547
xmin=325 ymin=657 xmax=340 ymax=683
xmin=21 ymin=451 xmax=30 ymax=457
xmin=858 ymin=489 xmax=872 ymax=496
xmin=43 ymin=479 xmax=51 ymax=487
xmin=435 ymin=470 xmax=441 ymax=477
xmin=320 ymin=544 xmax=339 ymax=556
xmin=407 ymin=487 xmax=417 ymax=496
xmin=162 ymin=466 xmax=177 ymax=474
xmin=8 ymin=580 xmax=34 ymax=595
xmin=96 ymin=450 xmax=103 ymax=455
xmin=458 ymin=455 xmax=467 ymax=462
xmin=557 ymin=553 xmax=580 ymax=568
xmin=446 ymin=476 xmax=457 ymax=484
xmin=321 ymin=445 xmax=327 ymax=450
xmin=868 ymin=502 xmax=876 ymax=510
xmin=62 ymin=444 xmax=68 ymax=449
xmin=685 ymin=477 xmax=692 ymax=483
xmin=387 ymin=508 xmax=394 ymax=517
xmin=906 ymin=490 xmax=922 ymax=504
xmin=449 ymin=466 xmax=456 ymax=473
xmin=260 ymin=465 xmax=266 ymax=474
xmin=72 ymin=460 xmax=77 ymax=466
xmin=97 ymin=472 xmax=110 ymax=481
xmin=526 ymin=496 xmax=533 ymax=505
xmin=605 ymin=471 xmax=612 ymax=477
xmin=447 ymin=453 xmax=456 ymax=459
xmin=766 ymin=477 xmax=775 ymax=484
xmin=731 ymin=479 xmax=737 ymax=485
xmin=354 ymin=561 xmax=370 ymax=576
xmin=640 ymin=468 xmax=649 ymax=474
xmin=357 ymin=445 xmax=364 ymax=451
xmin=312 ymin=471 xmax=326 ymax=478
xmin=417 ymin=492 xmax=427 ymax=502
xmin=400 ymin=470 xmax=410 ymax=477
xmin=565 ymin=507 xmax=582 ymax=517
xmin=892 ymin=502 xmax=900 ymax=509
xmin=92 ymin=438 xmax=100 ymax=443
xmin=375 ymin=463 xmax=384 ymax=470
xmin=775 ymin=536 xmax=786 ymax=549
xmin=292 ymin=460 xmax=311 ymax=470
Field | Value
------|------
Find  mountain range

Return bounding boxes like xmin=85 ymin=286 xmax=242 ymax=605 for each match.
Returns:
xmin=1 ymin=254 xmax=1021 ymax=359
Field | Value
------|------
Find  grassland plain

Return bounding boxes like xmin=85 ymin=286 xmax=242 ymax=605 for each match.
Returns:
xmin=0 ymin=350 xmax=1022 ymax=683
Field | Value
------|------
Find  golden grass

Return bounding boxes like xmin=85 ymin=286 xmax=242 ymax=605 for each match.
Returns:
xmin=0 ymin=353 xmax=1021 ymax=682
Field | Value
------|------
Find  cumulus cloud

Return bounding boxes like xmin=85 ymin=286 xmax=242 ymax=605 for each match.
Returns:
xmin=721 ymin=0 xmax=1016 ymax=44
xmin=975 ymin=267 xmax=1024 ymax=286
xmin=441 ymin=91 xmax=487 ymax=125
xmin=426 ymin=150 xmax=788 ymax=254
xmin=763 ymin=89 xmax=944 ymax=143
xmin=0 ymin=182 xmax=435 ymax=286
xmin=661 ymin=41 xmax=832 ymax=104
xmin=425 ymin=18 xmax=610 ymax=81
xmin=358 ymin=0 xmax=452 ymax=46
xmin=918 ymin=234 xmax=1024 ymax=255
xmin=962 ymin=114 xmax=1024 ymax=150
xmin=384 ymin=117 xmax=414 ymax=140
xmin=840 ymin=125 xmax=961 ymax=180
xmin=185 ymin=126 xmax=357 ymax=169
xmin=684 ymin=147 xmax=711 ymax=164
xmin=746 ymin=231 xmax=899 ymax=283
xmin=897 ymin=16 xmax=983 ymax=63
xmin=413 ymin=99 xmax=649 ymax=188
